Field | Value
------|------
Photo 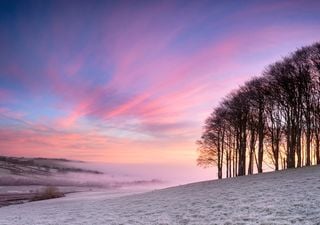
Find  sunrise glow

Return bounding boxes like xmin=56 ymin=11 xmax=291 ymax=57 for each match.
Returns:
xmin=1 ymin=1 xmax=320 ymax=181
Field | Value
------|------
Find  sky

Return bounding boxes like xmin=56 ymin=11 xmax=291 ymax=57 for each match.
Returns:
xmin=1 ymin=0 xmax=320 ymax=183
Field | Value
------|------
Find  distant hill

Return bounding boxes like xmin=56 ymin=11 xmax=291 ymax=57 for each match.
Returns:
xmin=0 ymin=156 xmax=163 ymax=189
xmin=0 ymin=156 xmax=103 ymax=176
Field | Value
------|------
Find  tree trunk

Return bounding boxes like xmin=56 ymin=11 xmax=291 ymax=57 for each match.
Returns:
xmin=306 ymin=123 xmax=311 ymax=166
xmin=316 ymin=134 xmax=320 ymax=165
xmin=248 ymin=128 xmax=255 ymax=175
xmin=257 ymin=109 xmax=264 ymax=173
xmin=296 ymin=127 xmax=302 ymax=168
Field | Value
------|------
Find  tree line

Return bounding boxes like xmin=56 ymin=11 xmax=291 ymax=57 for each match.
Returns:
xmin=197 ymin=42 xmax=320 ymax=179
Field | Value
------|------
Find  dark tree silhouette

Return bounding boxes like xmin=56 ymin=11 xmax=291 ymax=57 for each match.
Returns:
xmin=197 ymin=42 xmax=320 ymax=179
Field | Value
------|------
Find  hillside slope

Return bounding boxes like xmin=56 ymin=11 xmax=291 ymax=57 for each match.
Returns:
xmin=1 ymin=166 xmax=320 ymax=225
xmin=0 ymin=156 xmax=101 ymax=176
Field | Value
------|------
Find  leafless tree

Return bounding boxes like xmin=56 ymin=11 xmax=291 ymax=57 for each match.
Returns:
xmin=198 ymin=42 xmax=320 ymax=178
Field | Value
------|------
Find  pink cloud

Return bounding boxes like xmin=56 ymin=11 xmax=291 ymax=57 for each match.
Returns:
xmin=2 ymin=0 xmax=320 ymax=168
xmin=46 ymin=24 xmax=320 ymax=136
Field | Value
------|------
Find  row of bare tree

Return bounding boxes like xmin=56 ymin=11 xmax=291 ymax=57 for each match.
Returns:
xmin=197 ymin=42 xmax=320 ymax=179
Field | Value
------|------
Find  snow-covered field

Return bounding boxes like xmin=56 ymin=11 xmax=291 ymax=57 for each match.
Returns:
xmin=1 ymin=166 xmax=320 ymax=225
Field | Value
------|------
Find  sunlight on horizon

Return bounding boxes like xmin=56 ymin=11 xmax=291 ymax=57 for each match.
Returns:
xmin=1 ymin=0 xmax=320 ymax=183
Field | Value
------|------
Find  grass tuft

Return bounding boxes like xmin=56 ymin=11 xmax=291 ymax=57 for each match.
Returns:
xmin=31 ymin=186 xmax=65 ymax=201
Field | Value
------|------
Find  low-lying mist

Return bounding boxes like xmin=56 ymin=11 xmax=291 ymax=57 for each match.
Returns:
xmin=0 ymin=156 xmax=216 ymax=191
xmin=0 ymin=157 xmax=165 ymax=190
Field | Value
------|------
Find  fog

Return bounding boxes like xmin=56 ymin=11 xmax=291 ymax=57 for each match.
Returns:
xmin=0 ymin=157 xmax=217 ymax=192
xmin=69 ymin=161 xmax=217 ymax=188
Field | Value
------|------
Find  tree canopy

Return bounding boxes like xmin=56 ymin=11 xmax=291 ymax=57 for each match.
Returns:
xmin=197 ymin=42 xmax=320 ymax=179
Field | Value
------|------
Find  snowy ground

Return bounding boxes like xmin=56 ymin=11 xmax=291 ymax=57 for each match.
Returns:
xmin=1 ymin=166 xmax=320 ymax=225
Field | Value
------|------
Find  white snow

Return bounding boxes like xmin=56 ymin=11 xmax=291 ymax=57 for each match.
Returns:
xmin=1 ymin=166 xmax=320 ymax=225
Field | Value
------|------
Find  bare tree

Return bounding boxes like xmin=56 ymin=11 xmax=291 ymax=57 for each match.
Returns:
xmin=198 ymin=42 xmax=320 ymax=179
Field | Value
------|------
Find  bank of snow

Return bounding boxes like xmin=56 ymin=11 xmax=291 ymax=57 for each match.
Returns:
xmin=1 ymin=165 xmax=320 ymax=225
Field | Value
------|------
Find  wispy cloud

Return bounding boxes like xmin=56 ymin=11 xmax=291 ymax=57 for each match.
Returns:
xmin=0 ymin=0 xmax=320 ymax=169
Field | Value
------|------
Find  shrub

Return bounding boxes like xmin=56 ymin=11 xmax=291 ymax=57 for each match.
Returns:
xmin=31 ymin=186 xmax=65 ymax=201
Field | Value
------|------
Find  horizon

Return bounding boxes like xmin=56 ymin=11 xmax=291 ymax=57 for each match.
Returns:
xmin=1 ymin=0 xmax=320 ymax=183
